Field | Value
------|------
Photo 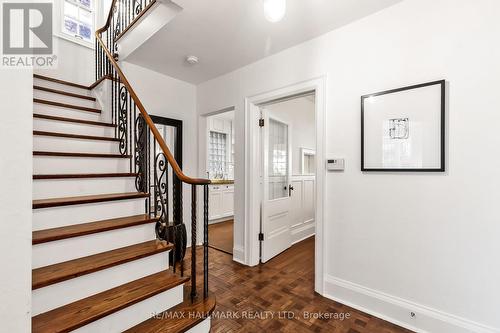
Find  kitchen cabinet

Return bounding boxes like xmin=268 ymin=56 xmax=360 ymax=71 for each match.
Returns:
xmin=208 ymin=184 xmax=234 ymax=221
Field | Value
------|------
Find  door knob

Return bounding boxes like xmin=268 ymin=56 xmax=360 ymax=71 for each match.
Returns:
xmin=288 ymin=184 xmax=294 ymax=196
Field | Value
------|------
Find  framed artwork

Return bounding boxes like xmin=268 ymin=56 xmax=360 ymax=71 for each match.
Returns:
xmin=361 ymin=80 xmax=445 ymax=172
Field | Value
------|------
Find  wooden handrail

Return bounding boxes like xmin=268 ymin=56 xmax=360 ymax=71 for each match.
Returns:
xmin=96 ymin=2 xmax=210 ymax=185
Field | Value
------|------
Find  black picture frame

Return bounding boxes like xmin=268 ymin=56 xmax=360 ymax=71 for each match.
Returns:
xmin=361 ymin=80 xmax=446 ymax=172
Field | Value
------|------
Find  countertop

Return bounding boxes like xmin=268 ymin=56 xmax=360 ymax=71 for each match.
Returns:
xmin=210 ymin=179 xmax=235 ymax=185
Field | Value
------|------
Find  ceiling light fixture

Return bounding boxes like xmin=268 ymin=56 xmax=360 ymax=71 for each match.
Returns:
xmin=186 ymin=55 xmax=199 ymax=65
xmin=263 ymin=0 xmax=286 ymax=23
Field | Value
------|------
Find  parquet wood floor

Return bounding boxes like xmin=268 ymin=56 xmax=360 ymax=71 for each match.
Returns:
xmin=184 ymin=237 xmax=414 ymax=333
xmin=208 ymin=220 xmax=234 ymax=254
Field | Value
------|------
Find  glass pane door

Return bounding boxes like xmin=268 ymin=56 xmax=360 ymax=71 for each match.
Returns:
xmin=268 ymin=118 xmax=289 ymax=200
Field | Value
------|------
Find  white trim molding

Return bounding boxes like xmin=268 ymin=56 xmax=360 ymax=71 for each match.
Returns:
xmin=244 ymin=76 xmax=326 ymax=295
xmin=290 ymin=174 xmax=315 ymax=244
xmin=232 ymin=246 xmax=245 ymax=265
xmin=324 ymin=275 xmax=499 ymax=333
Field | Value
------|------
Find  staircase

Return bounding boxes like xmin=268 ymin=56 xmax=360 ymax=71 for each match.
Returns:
xmin=31 ymin=72 xmax=214 ymax=331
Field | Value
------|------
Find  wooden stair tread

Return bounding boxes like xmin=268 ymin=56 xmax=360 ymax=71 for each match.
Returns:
xmin=32 ymin=270 xmax=189 ymax=333
xmin=34 ymin=98 xmax=101 ymax=113
xmin=32 ymin=240 xmax=173 ymax=290
xmin=33 ymin=130 xmax=120 ymax=142
xmin=33 ymin=151 xmax=131 ymax=158
xmin=33 ymin=172 xmax=138 ymax=179
xmin=34 ymin=113 xmax=115 ymax=127
xmin=33 ymin=74 xmax=90 ymax=90
xmin=124 ymin=289 xmax=216 ymax=333
xmin=33 ymin=192 xmax=148 ymax=209
xmin=34 ymin=85 xmax=96 ymax=101
xmin=33 ymin=214 xmax=159 ymax=244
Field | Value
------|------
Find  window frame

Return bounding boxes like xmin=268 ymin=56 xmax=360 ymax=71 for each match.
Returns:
xmin=208 ymin=130 xmax=228 ymax=178
xmin=58 ymin=0 xmax=96 ymax=49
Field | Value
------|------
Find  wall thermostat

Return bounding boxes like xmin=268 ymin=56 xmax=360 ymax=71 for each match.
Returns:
xmin=327 ymin=158 xmax=345 ymax=171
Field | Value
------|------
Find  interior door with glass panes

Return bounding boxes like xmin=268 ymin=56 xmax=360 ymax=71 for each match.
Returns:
xmin=260 ymin=109 xmax=293 ymax=263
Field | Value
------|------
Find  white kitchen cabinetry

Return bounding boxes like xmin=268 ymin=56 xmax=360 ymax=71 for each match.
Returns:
xmin=208 ymin=184 xmax=234 ymax=221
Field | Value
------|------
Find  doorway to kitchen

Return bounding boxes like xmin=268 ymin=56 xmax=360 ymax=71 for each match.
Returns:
xmin=203 ymin=109 xmax=236 ymax=255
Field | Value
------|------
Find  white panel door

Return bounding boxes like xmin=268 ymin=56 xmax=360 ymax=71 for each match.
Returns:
xmin=261 ymin=113 xmax=292 ymax=263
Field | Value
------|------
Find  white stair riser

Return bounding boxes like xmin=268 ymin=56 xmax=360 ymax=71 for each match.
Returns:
xmin=34 ymin=79 xmax=93 ymax=96
xmin=73 ymin=285 xmax=184 ymax=333
xmin=34 ymin=156 xmax=131 ymax=174
xmin=34 ymin=90 xmax=97 ymax=108
xmin=34 ymin=118 xmax=115 ymax=137
xmin=33 ymin=200 xmax=147 ymax=230
xmin=32 ymin=252 xmax=169 ymax=316
xmin=34 ymin=136 xmax=119 ymax=155
xmin=34 ymin=135 xmax=119 ymax=154
xmin=34 ymin=104 xmax=103 ymax=122
xmin=33 ymin=223 xmax=157 ymax=268
xmin=33 ymin=177 xmax=136 ymax=199
xmin=187 ymin=318 xmax=212 ymax=333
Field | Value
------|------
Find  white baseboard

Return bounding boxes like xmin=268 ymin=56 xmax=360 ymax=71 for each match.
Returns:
xmin=209 ymin=216 xmax=234 ymax=225
xmin=324 ymin=275 xmax=499 ymax=333
xmin=291 ymin=220 xmax=315 ymax=245
xmin=232 ymin=245 xmax=245 ymax=265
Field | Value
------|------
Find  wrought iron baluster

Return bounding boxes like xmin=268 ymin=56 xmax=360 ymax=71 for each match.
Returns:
xmin=191 ymin=184 xmax=197 ymax=302
xmin=154 ymin=152 xmax=168 ymax=239
xmin=134 ymin=115 xmax=147 ymax=193
xmin=134 ymin=0 xmax=142 ymax=17
xmin=203 ymin=184 xmax=209 ymax=299
xmin=118 ymin=85 xmax=128 ymax=155
xmin=128 ymin=92 xmax=133 ymax=168
xmin=95 ymin=39 xmax=97 ymax=80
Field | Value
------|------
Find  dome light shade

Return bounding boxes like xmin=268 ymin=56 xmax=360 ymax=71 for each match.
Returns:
xmin=263 ymin=0 xmax=286 ymax=23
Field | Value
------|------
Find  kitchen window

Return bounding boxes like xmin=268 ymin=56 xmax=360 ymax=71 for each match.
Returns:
xmin=208 ymin=131 xmax=227 ymax=178
xmin=61 ymin=0 xmax=94 ymax=45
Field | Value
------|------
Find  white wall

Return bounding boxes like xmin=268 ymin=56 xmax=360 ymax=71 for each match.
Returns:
xmin=35 ymin=37 xmax=94 ymax=84
xmin=121 ymin=61 xmax=201 ymax=245
xmin=0 ymin=69 xmax=33 ymax=332
xmin=196 ymin=0 xmax=500 ymax=332
xmin=36 ymin=0 xmax=96 ymax=86
xmin=265 ymin=97 xmax=315 ymax=175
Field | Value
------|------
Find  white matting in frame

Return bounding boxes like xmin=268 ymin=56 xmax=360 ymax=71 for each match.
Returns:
xmin=361 ymin=80 xmax=445 ymax=172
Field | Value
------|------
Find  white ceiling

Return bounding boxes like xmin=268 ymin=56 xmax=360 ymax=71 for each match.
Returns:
xmin=125 ymin=0 xmax=402 ymax=84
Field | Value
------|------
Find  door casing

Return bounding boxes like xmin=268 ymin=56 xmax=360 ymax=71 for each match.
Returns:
xmin=244 ymin=77 xmax=327 ymax=295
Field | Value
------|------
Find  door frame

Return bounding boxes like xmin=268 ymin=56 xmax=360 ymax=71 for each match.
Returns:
xmin=245 ymin=77 xmax=326 ymax=294
xmin=150 ymin=115 xmax=183 ymax=226
xmin=197 ymin=107 xmax=237 ymax=257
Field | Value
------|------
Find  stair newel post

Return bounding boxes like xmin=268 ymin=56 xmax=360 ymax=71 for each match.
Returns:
xmin=203 ymin=184 xmax=209 ymax=299
xmin=191 ymin=184 xmax=197 ymax=302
